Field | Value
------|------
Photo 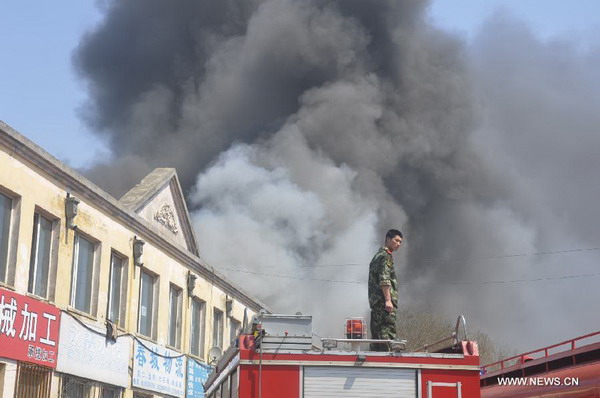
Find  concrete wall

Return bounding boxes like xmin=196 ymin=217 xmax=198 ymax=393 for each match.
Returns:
xmin=0 ymin=360 xmax=17 ymax=398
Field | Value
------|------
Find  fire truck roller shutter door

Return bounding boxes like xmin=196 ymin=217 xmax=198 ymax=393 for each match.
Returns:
xmin=303 ymin=366 xmax=417 ymax=397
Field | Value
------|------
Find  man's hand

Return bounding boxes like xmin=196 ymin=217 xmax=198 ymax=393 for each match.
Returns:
xmin=382 ymin=285 xmax=393 ymax=312
xmin=385 ymin=300 xmax=394 ymax=313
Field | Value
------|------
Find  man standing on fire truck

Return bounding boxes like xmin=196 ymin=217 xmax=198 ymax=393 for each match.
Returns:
xmin=368 ymin=229 xmax=403 ymax=351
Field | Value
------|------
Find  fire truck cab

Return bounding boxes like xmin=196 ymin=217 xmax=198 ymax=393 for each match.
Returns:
xmin=204 ymin=313 xmax=481 ymax=398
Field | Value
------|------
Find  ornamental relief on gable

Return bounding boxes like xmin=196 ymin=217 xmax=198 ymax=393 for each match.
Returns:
xmin=154 ymin=204 xmax=179 ymax=235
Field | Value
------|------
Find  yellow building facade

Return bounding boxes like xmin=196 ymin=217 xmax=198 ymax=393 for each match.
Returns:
xmin=0 ymin=120 xmax=268 ymax=398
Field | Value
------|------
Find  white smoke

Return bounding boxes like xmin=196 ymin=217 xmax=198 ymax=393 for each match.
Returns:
xmin=190 ymin=125 xmax=407 ymax=335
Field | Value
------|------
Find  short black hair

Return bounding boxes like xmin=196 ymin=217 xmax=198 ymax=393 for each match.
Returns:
xmin=385 ymin=229 xmax=403 ymax=240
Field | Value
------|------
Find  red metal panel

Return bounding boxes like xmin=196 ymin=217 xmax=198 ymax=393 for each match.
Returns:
xmin=481 ymin=361 xmax=600 ymax=398
xmin=422 ymin=369 xmax=481 ymax=398
xmin=239 ymin=364 xmax=300 ymax=398
xmin=482 ymin=330 xmax=600 ymax=374
xmin=0 ymin=287 xmax=61 ymax=368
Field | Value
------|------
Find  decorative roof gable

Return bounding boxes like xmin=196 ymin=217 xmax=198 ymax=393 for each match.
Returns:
xmin=120 ymin=168 xmax=199 ymax=255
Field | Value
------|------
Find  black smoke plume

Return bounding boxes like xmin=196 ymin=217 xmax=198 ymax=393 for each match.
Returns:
xmin=76 ymin=1 xmax=600 ymax=350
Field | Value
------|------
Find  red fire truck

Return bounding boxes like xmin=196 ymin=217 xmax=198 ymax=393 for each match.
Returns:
xmin=480 ymin=330 xmax=600 ymax=397
xmin=204 ymin=313 xmax=481 ymax=397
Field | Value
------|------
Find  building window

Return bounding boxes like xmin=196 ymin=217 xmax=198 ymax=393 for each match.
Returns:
xmin=61 ymin=375 xmax=121 ymax=398
xmin=213 ymin=308 xmax=224 ymax=350
xmin=222 ymin=374 xmax=231 ymax=398
xmin=100 ymin=388 xmax=121 ymax=398
xmin=28 ymin=212 xmax=54 ymax=298
xmin=0 ymin=192 xmax=12 ymax=283
xmin=62 ymin=375 xmax=92 ymax=398
xmin=138 ymin=270 xmax=158 ymax=339
xmin=168 ymin=284 xmax=182 ymax=349
xmin=14 ymin=362 xmax=51 ymax=398
xmin=107 ymin=252 xmax=128 ymax=328
xmin=231 ymin=368 xmax=239 ymax=398
xmin=0 ymin=363 xmax=5 ymax=394
xmin=71 ymin=234 xmax=97 ymax=314
xmin=190 ymin=298 xmax=206 ymax=358
xmin=230 ymin=318 xmax=241 ymax=346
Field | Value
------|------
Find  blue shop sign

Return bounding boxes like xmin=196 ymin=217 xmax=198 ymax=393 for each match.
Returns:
xmin=132 ymin=339 xmax=186 ymax=398
xmin=186 ymin=358 xmax=212 ymax=398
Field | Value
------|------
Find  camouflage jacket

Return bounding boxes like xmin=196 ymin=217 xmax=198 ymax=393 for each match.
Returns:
xmin=368 ymin=247 xmax=398 ymax=309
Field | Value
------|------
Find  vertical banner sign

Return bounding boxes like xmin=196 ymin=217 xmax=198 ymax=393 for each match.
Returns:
xmin=0 ymin=287 xmax=61 ymax=368
xmin=186 ymin=359 xmax=212 ymax=398
xmin=132 ymin=339 xmax=186 ymax=398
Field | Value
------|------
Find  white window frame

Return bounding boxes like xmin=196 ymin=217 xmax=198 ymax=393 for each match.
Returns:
xmin=190 ymin=297 xmax=206 ymax=358
xmin=168 ymin=284 xmax=183 ymax=349
xmin=70 ymin=233 xmax=99 ymax=315
xmin=213 ymin=308 xmax=224 ymax=350
xmin=138 ymin=269 xmax=158 ymax=339
xmin=107 ymin=251 xmax=128 ymax=328
xmin=28 ymin=211 xmax=57 ymax=299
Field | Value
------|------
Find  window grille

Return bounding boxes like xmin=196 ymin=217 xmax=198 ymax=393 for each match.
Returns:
xmin=60 ymin=375 xmax=122 ymax=398
xmin=14 ymin=362 xmax=51 ymax=398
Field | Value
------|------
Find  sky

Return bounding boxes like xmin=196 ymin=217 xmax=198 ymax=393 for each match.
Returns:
xmin=0 ymin=1 xmax=108 ymax=167
xmin=430 ymin=0 xmax=600 ymax=41
xmin=1 ymin=1 xmax=600 ymax=355
xmin=2 ymin=1 xmax=599 ymax=168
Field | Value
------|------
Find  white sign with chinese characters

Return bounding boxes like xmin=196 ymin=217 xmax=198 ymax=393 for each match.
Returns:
xmin=56 ymin=314 xmax=131 ymax=387
xmin=132 ymin=339 xmax=186 ymax=398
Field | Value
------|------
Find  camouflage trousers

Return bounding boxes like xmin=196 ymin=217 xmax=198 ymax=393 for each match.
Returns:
xmin=370 ymin=308 xmax=397 ymax=351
